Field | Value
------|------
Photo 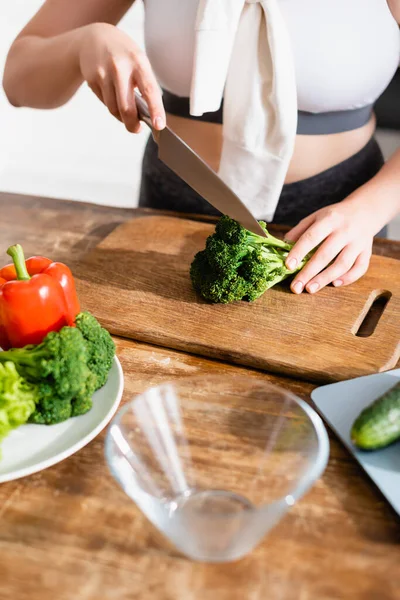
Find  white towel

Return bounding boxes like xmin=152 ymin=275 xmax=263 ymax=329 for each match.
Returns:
xmin=189 ymin=0 xmax=298 ymax=221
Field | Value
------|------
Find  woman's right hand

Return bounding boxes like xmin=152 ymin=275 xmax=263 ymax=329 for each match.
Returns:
xmin=79 ymin=23 xmax=165 ymax=133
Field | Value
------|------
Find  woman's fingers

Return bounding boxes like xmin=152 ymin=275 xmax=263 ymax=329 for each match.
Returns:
xmin=285 ymin=213 xmax=315 ymax=244
xmin=79 ymin=25 xmax=165 ymax=133
xmin=100 ymin=77 xmax=122 ymax=121
xmin=111 ymin=54 xmax=165 ymax=133
xmin=112 ymin=63 xmax=141 ymax=133
xmin=134 ymin=53 xmax=165 ymax=130
xmin=283 ymin=200 xmax=375 ymax=294
xmin=87 ymin=80 xmax=104 ymax=104
xmin=290 ymin=234 xmax=348 ymax=293
xmin=285 ymin=217 xmax=334 ymax=273
xmin=301 ymin=245 xmax=359 ymax=293
xmin=332 ymin=246 xmax=372 ymax=288
xmin=89 ymin=54 xmax=165 ymax=134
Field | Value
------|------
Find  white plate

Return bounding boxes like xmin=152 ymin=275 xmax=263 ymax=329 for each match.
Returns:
xmin=0 ymin=356 xmax=124 ymax=482
xmin=311 ymin=369 xmax=400 ymax=516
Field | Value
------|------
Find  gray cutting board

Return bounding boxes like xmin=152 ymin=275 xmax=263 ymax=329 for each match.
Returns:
xmin=311 ymin=369 xmax=400 ymax=516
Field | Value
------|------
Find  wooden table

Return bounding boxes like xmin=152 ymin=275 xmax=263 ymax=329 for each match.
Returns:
xmin=0 ymin=192 xmax=399 ymax=600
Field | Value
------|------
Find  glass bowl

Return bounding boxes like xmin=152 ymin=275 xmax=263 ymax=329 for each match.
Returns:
xmin=105 ymin=375 xmax=329 ymax=563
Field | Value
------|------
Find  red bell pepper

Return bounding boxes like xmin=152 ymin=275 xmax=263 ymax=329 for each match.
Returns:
xmin=0 ymin=244 xmax=80 ymax=350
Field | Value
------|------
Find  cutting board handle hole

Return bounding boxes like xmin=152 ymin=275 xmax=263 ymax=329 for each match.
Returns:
xmin=354 ymin=291 xmax=392 ymax=338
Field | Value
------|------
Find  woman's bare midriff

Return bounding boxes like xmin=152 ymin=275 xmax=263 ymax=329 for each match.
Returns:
xmin=165 ymin=112 xmax=377 ymax=183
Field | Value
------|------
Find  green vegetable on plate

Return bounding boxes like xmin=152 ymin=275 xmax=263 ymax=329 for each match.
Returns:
xmin=0 ymin=312 xmax=115 ymax=426
xmin=190 ymin=216 xmax=311 ymax=304
xmin=0 ymin=361 xmax=38 ymax=447
xmin=75 ymin=311 xmax=115 ymax=390
xmin=0 ymin=325 xmax=95 ymax=424
xmin=351 ymin=381 xmax=400 ymax=451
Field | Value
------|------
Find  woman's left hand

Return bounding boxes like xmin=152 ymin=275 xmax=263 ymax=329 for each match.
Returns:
xmin=284 ymin=193 xmax=382 ymax=294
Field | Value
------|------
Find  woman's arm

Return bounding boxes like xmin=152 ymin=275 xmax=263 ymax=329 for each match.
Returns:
xmin=3 ymin=0 xmax=165 ymax=132
xmin=285 ymin=148 xmax=400 ymax=293
xmin=286 ymin=2 xmax=400 ymax=292
xmin=3 ymin=0 xmax=134 ymax=108
xmin=388 ymin=0 xmax=400 ymax=22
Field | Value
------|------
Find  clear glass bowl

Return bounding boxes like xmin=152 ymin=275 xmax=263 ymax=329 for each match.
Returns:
xmin=105 ymin=376 xmax=329 ymax=563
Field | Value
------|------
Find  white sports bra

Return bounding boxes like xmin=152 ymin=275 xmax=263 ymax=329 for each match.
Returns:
xmin=144 ymin=0 xmax=400 ymax=116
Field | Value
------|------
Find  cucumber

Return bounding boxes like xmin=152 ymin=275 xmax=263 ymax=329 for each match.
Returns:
xmin=351 ymin=381 xmax=400 ymax=450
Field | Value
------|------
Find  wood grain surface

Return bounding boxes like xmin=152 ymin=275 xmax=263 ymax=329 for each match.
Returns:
xmin=75 ymin=215 xmax=400 ymax=384
xmin=0 ymin=193 xmax=399 ymax=600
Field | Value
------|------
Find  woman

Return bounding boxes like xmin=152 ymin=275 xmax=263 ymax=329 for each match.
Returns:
xmin=3 ymin=0 xmax=400 ymax=295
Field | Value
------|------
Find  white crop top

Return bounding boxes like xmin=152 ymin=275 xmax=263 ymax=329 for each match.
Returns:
xmin=144 ymin=0 xmax=400 ymax=114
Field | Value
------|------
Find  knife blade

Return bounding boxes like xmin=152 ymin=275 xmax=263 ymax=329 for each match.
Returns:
xmin=135 ymin=93 xmax=267 ymax=238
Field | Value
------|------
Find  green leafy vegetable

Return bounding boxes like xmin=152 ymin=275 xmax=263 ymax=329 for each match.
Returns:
xmin=0 ymin=361 xmax=38 ymax=445
xmin=190 ymin=216 xmax=310 ymax=304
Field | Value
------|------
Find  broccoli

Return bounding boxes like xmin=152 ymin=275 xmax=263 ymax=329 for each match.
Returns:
xmin=71 ymin=377 xmax=97 ymax=417
xmin=75 ymin=312 xmax=115 ymax=390
xmin=0 ymin=326 xmax=95 ymax=425
xmin=190 ymin=216 xmax=310 ymax=304
xmin=0 ymin=315 xmax=115 ymax=426
xmin=29 ymin=374 xmax=97 ymax=424
xmin=0 ymin=361 xmax=38 ymax=445
xmin=29 ymin=395 xmax=72 ymax=425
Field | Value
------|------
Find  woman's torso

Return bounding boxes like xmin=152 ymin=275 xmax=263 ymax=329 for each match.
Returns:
xmin=143 ymin=0 xmax=400 ymax=181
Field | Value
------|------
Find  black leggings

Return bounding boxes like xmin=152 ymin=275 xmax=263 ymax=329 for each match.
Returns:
xmin=139 ymin=135 xmax=386 ymax=233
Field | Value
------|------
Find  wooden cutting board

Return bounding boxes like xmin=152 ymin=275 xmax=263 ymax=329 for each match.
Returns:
xmin=75 ymin=215 xmax=400 ymax=384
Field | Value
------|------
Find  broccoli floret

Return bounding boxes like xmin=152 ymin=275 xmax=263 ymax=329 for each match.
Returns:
xmin=190 ymin=216 xmax=308 ymax=304
xmin=240 ymin=253 xmax=271 ymax=301
xmin=190 ymin=250 xmax=209 ymax=294
xmin=215 ymin=216 xmax=248 ymax=245
xmin=0 ymin=362 xmax=38 ymax=443
xmin=0 ymin=326 xmax=89 ymax=397
xmin=216 ymin=216 xmax=290 ymax=251
xmin=29 ymin=395 xmax=72 ymax=425
xmin=205 ymin=236 xmax=248 ymax=274
xmin=71 ymin=371 xmax=97 ymax=417
xmin=190 ymin=250 xmax=250 ymax=304
xmin=30 ymin=370 xmax=96 ymax=424
xmin=0 ymin=327 xmax=94 ymax=425
xmin=75 ymin=312 xmax=115 ymax=390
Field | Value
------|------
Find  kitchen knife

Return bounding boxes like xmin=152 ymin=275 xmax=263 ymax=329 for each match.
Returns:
xmin=135 ymin=93 xmax=267 ymax=238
